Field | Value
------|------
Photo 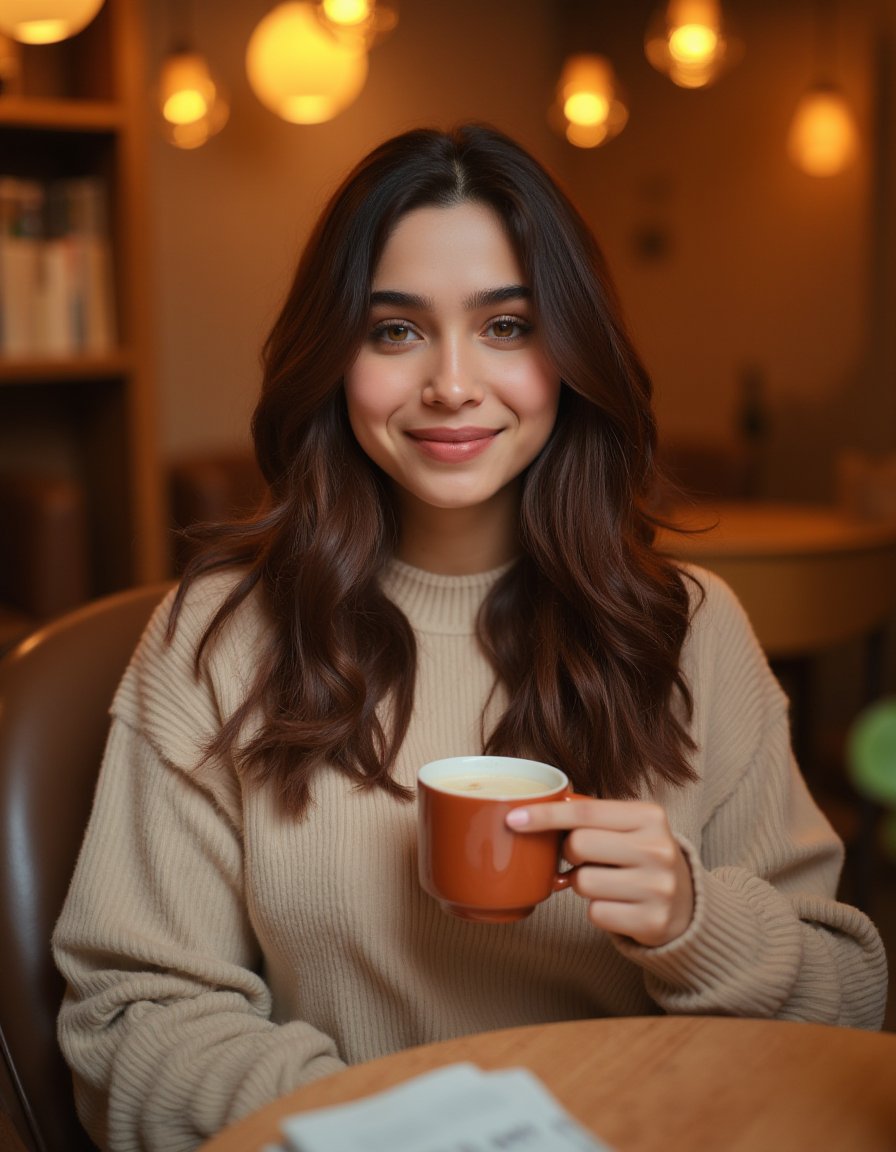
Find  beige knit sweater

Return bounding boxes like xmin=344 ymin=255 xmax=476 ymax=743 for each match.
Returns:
xmin=53 ymin=560 xmax=887 ymax=1152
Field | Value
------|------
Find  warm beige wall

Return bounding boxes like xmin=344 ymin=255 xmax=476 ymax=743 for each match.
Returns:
xmin=144 ymin=0 xmax=564 ymax=462
xmin=563 ymin=0 xmax=892 ymax=502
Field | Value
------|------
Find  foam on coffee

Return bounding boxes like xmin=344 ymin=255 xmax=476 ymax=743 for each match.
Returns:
xmin=436 ymin=774 xmax=553 ymax=799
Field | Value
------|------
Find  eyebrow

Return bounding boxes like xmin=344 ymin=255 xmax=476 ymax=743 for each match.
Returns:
xmin=368 ymin=284 xmax=532 ymax=312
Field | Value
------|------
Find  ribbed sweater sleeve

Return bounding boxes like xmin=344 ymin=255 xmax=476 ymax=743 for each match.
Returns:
xmin=614 ymin=571 xmax=888 ymax=1027
xmin=52 ymin=582 xmax=346 ymax=1152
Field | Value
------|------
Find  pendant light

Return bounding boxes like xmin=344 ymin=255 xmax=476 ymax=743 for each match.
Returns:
xmin=788 ymin=86 xmax=858 ymax=176
xmin=787 ymin=0 xmax=858 ymax=177
xmin=246 ymin=1 xmax=368 ymax=125
xmin=315 ymin=0 xmax=398 ymax=48
xmin=155 ymin=0 xmax=228 ymax=150
xmin=644 ymin=0 xmax=741 ymax=89
xmin=550 ymin=54 xmax=628 ymax=150
xmin=157 ymin=49 xmax=229 ymax=150
xmin=0 ymin=0 xmax=105 ymax=44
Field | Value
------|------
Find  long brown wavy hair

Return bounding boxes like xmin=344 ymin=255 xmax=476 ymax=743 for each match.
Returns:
xmin=170 ymin=122 xmax=698 ymax=813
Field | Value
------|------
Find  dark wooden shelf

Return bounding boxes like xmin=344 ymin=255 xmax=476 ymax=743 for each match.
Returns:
xmin=0 ymin=0 xmax=166 ymax=595
xmin=0 ymin=352 xmax=133 ymax=383
xmin=0 ymin=96 xmax=123 ymax=132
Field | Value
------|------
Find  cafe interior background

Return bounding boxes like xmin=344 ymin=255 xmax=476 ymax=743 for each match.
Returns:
xmin=1 ymin=0 xmax=895 ymax=1024
xmin=154 ymin=0 xmax=896 ymax=742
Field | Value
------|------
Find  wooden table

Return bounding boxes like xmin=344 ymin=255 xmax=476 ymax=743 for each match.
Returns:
xmin=655 ymin=501 xmax=896 ymax=660
xmin=200 ymin=1016 xmax=896 ymax=1152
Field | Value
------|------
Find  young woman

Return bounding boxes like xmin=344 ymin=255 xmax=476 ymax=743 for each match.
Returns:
xmin=53 ymin=124 xmax=887 ymax=1152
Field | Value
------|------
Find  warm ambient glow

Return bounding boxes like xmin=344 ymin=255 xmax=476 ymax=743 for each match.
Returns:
xmin=787 ymin=85 xmax=859 ymax=177
xmin=0 ymin=0 xmax=104 ymax=44
xmin=552 ymin=54 xmax=628 ymax=149
xmin=645 ymin=0 xmax=740 ymax=89
xmin=158 ymin=49 xmax=229 ymax=150
xmin=0 ymin=31 xmax=21 ymax=90
xmin=565 ymin=121 xmax=609 ymax=149
xmin=246 ymin=1 xmax=368 ymax=124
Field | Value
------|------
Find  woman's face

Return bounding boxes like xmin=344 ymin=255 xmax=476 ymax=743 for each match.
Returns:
xmin=344 ymin=201 xmax=561 ymax=525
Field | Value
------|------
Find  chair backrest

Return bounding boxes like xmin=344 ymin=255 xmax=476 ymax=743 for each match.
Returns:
xmin=0 ymin=584 xmax=173 ymax=1152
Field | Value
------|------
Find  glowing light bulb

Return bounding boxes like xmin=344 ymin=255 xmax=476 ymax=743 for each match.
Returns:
xmin=564 ymin=91 xmax=610 ymax=128
xmin=788 ymin=87 xmax=859 ymax=177
xmin=246 ymin=1 xmax=368 ymax=124
xmin=645 ymin=0 xmax=740 ymax=90
xmin=159 ymin=52 xmax=215 ymax=125
xmin=322 ymin=0 xmax=371 ymax=25
xmin=157 ymin=49 xmax=228 ymax=149
xmin=668 ymin=22 xmax=718 ymax=64
xmin=164 ymin=88 xmax=207 ymax=125
xmin=316 ymin=0 xmax=397 ymax=48
xmin=0 ymin=0 xmax=105 ymax=44
xmin=552 ymin=53 xmax=627 ymax=149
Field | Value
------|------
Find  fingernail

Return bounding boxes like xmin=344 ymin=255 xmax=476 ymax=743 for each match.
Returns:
xmin=505 ymin=808 xmax=530 ymax=828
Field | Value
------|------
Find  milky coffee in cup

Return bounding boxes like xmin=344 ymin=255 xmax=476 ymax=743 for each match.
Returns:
xmin=417 ymin=755 xmax=578 ymax=923
xmin=435 ymin=774 xmax=552 ymax=798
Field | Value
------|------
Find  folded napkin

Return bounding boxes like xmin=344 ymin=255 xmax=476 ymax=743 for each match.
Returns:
xmin=273 ymin=1062 xmax=614 ymax=1152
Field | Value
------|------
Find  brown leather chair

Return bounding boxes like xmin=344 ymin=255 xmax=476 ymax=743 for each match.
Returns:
xmin=0 ymin=583 xmax=173 ymax=1152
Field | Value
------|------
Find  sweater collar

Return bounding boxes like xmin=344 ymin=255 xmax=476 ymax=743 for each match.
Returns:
xmin=379 ymin=558 xmax=513 ymax=636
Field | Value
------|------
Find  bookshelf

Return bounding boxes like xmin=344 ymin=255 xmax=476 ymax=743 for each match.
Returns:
xmin=0 ymin=0 xmax=165 ymax=606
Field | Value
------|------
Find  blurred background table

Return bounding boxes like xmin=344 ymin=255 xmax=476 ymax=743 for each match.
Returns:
xmin=656 ymin=501 xmax=896 ymax=662
xmin=657 ymin=501 xmax=896 ymax=779
xmin=199 ymin=1016 xmax=896 ymax=1152
xmin=657 ymin=501 xmax=896 ymax=911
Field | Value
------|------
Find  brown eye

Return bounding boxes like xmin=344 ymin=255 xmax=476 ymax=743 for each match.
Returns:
xmin=486 ymin=316 xmax=529 ymax=340
xmin=370 ymin=320 xmax=421 ymax=348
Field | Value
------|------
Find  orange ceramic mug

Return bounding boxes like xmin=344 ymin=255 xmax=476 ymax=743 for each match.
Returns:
xmin=417 ymin=755 xmax=583 ymax=923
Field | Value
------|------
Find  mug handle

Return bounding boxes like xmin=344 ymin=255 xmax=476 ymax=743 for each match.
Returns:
xmin=551 ymin=791 xmax=591 ymax=893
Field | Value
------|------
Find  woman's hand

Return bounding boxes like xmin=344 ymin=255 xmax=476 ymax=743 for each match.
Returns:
xmin=506 ymin=798 xmax=695 ymax=947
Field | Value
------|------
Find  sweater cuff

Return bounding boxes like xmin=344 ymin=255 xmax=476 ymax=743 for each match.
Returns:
xmin=612 ymin=836 xmax=804 ymax=1016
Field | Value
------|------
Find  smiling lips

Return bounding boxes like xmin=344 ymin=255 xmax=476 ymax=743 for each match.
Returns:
xmin=406 ymin=426 xmax=501 ymax=463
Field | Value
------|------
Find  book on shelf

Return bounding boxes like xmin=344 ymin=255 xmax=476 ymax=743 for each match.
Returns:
xmin=0 ymin=175 xmax=117 ymax=358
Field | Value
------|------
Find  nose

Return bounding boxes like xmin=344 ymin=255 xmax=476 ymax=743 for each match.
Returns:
xmin=422 ymin=335 xmax=484 ymax=409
